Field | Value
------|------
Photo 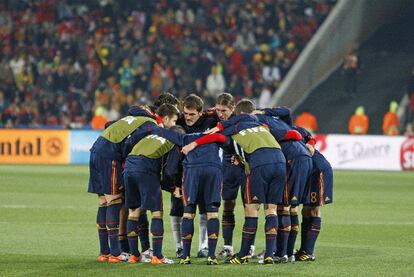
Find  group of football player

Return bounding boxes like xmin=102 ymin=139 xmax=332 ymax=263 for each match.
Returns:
xmin=88 ymin=92 xmax=333 ymax=265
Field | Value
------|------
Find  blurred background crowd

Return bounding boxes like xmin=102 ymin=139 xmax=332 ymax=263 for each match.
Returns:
xmin=0 ymin=0 xmax=335 ymax=129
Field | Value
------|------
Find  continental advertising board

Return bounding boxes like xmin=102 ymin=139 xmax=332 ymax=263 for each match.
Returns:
xmin=0 ymin=130 xmax=69 ymax=164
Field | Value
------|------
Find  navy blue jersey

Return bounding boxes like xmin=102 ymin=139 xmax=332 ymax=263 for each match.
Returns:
xmin=153 ymin=127 xmax=222 ymax=169
xmin=162 ymin=145 xmax=184 ymax=191
xmin=90 ymin=120 xmax=157 ymax=161
xmin=293 ymin=125 xmax=332 ymax=171
xmin=220 ymin=114 xmax=285 ymax=169
xmin=263 ymin=107 xmax=293 ymax=126
xmin=256 ymin=114 xmax=310 ymax=160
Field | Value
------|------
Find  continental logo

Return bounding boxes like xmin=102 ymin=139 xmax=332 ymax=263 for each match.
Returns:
xmin=1 ymin=138 xmax=42 ymax=156
xmin=0 ymin=130 xmax=69 ymax=164
xmin=0 ymin=137 xmax=63 ymax=156
xmin=46 ymin=138 xmax=63 ymax=156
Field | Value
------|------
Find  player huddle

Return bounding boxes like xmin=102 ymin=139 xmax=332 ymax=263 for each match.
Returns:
xmin=87 ymin=92 xmax=333 ymax=265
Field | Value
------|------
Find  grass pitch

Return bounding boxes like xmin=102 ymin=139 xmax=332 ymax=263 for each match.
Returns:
xmin=0 ymin=165 xmax=413 ymax=276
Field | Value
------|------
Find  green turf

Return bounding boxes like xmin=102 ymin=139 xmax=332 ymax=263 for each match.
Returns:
xmin=0 ymin=165 xmax=413 ymax=276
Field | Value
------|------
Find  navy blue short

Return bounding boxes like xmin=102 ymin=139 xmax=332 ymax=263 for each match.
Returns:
xmin=123 ymin=155 xmax=163 ymax=210
xmin=283 ymin=156 xmax=313 ymax=206
xmin=245 ymin=162 xmax=286 ymax=205
xmin=182 ymin=166 xmax=222 ymax=208
xmin=88 ymin=151 xmax=123 ymax=195
xmin=170 ymin=194 xmax=184 ymax=217
xmin=303 ymin=162 xmax=333 ymax=206
xmin=222 ymin=163 xmax=246 ymax=201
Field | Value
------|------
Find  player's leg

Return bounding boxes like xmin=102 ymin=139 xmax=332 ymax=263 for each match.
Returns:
xmin=287 ymin=157 xmax=313 ymax=261
xmin=137 ymin=210 xmax=150 ymax=257
xmin=180 ymin=168 xmax=198 ymax=264
xmin=119 ymin=204 xmax=130 ymax=254
xmin=197 ymin=205 xmax=208 ymax=258
xmin=298 ymin=164 xmax=333 ymax=261
xmin=219 ymin=200 xmax=236 ymax=257
xmin=127 ymin=207 xmax=141 ymax=263
xmin=170 ymin=194 xmax=184 ymax=258
xmin=228 ymin=173 xmax=260 ymax=265
xmin=180 ymin=207 xmax=196 ymax=264
xmin=287 ymin=206 xmax=299 ymax=261
xmin=88 ymin=152 xmax=110 ymax=261
xmin=202 ymin=168 xmax=222 ymax=265
xmin=123 ymin=170 xmax=142 ymax=263
xmin=262 ymin=162 xmax=285 ymax=265
xmin=219 ymin=164 xmax=240 ymax=257
xmin=96 ymin=195 xmax=110 ymax=261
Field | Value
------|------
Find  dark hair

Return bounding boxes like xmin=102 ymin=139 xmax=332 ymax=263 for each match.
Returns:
xmin=154 ymin=93 xmax=179 ymax=107
xmin=170 ymin=125 xmax=186 ymax=134
xmin=183 ymin=94 xmax=203 ymax=112
xmin=156 ymin=103 xmax=180 ymax=118
xmin=235 ymin=99 xmax=255 ymax=115
xmin=216 ymin=93 xmax=234 ymax=107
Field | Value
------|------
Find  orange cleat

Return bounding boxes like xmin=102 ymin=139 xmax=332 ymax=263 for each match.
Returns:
xmin=97 ymin=254 xmax=109 ymax=262
xmin=151 ymin=256 xmax=174 ymax=264
xmin=108 ymin=255 xmax=122 ymax=263
xmin=128 ymin=255 xmax=140 ymax=264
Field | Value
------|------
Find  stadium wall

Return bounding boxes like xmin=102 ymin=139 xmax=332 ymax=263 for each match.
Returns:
xmin=271 ymin=0 xmax=414 ymax=109
xmin=0 ymin=130 xmax=413 ymax=171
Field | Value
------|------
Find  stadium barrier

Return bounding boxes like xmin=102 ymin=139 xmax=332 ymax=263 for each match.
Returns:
xmin=1 ymin=130 xmax=413 ymax=170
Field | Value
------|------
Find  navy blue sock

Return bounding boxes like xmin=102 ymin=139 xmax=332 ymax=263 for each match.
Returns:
xmin=276 ymin=214 xmax=291 ymax=257
xmin=264 ymin=215 xmax=277 ymax=258
xmin=127 ymin=216 xmax=140 ymax=257
xmin=207 ymin=218 xmax=219 ymax=258
xmin=181 ymin=218 xmax=194 ymax=258
xmin=138 ymin=213 xmax=150 ymax=252
xmin=106 ymin=202 xmax=122 ymax=256
xmin=119 ymin=233 xmax=129 ymax=253
xmin=304 ymin=217 xmax=321 ymax=255
xmin=238 ymin=217 xmax=258 ymax=258
xmin=97 ymin=205 xmax=109 ymax=255
xmin=151 ymin=218 xmax=164 ymax=258
xmin=301 ymin=216 xmax=311 ymax=251
xmin=287 ymin=214 xmax=299 ymax=256
xmin=222 ymin=212 xmax=235 ymax=246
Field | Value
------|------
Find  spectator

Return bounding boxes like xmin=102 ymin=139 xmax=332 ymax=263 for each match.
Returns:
xmin=342 ymin=47 xmax=359 ymax=96
xmin=404 ymin=122 xmax=414 ymax=137
xmin=206 ymin=65 xmax=226 ymax=103
xmin=348 ymin=106 xmax=369 ymax=135
xmin=258 ymin=85 xmax=272 ymax=109
xmin=294 ymin=111 xmax=319 ymax=133
xmin=383 ymin=101 xmax=400 ymax=135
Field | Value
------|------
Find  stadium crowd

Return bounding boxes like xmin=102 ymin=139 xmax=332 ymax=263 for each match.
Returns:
xmin=0 ymin=0 xmax=335 ymax=129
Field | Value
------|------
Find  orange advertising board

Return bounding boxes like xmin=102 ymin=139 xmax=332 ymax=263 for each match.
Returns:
xmin=0 ymin=130 xmax=69 ymax=164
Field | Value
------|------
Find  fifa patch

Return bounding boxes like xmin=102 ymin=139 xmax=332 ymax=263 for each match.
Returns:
xmin=291 ymin=196 xmax=298 ymax=201
xmin=187 ymin=197 xmax=190 ymax=202
xmin=252 ymin=196 xmax=258 ymax=201
xmin=208 ymin=233 xmax=218 ymax=239
xmin=325 ymin=197 xmax=330 ymax=201
xmin=129 ymin=231 xmax=137 ymax=236
xmin=183 ymin=234 xmax=192 ymax=239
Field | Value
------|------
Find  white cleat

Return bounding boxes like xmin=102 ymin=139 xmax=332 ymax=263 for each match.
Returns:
xmin=218 ymin=245 xmax=234 ymax=257
xmin=140 ymin=249 xmax=153 ymax=263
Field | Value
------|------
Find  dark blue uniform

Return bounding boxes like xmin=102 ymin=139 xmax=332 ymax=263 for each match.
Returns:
xmin=124 ymin=156 xmax=164 ymax=211
xmin=220 ymin=115 xmax=286 ymax=205
xmin=163 ymin=146 xmax=185 ymax=217
xmin=153 ymin=128 xmax=223 ymax=211
xmin=258 ymin=113 xmax=313 ymax=206
xmin=88 ymin=115 xmax=158 ymax=195
xmin=293 ymin=126 xmax=334 ymax=206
